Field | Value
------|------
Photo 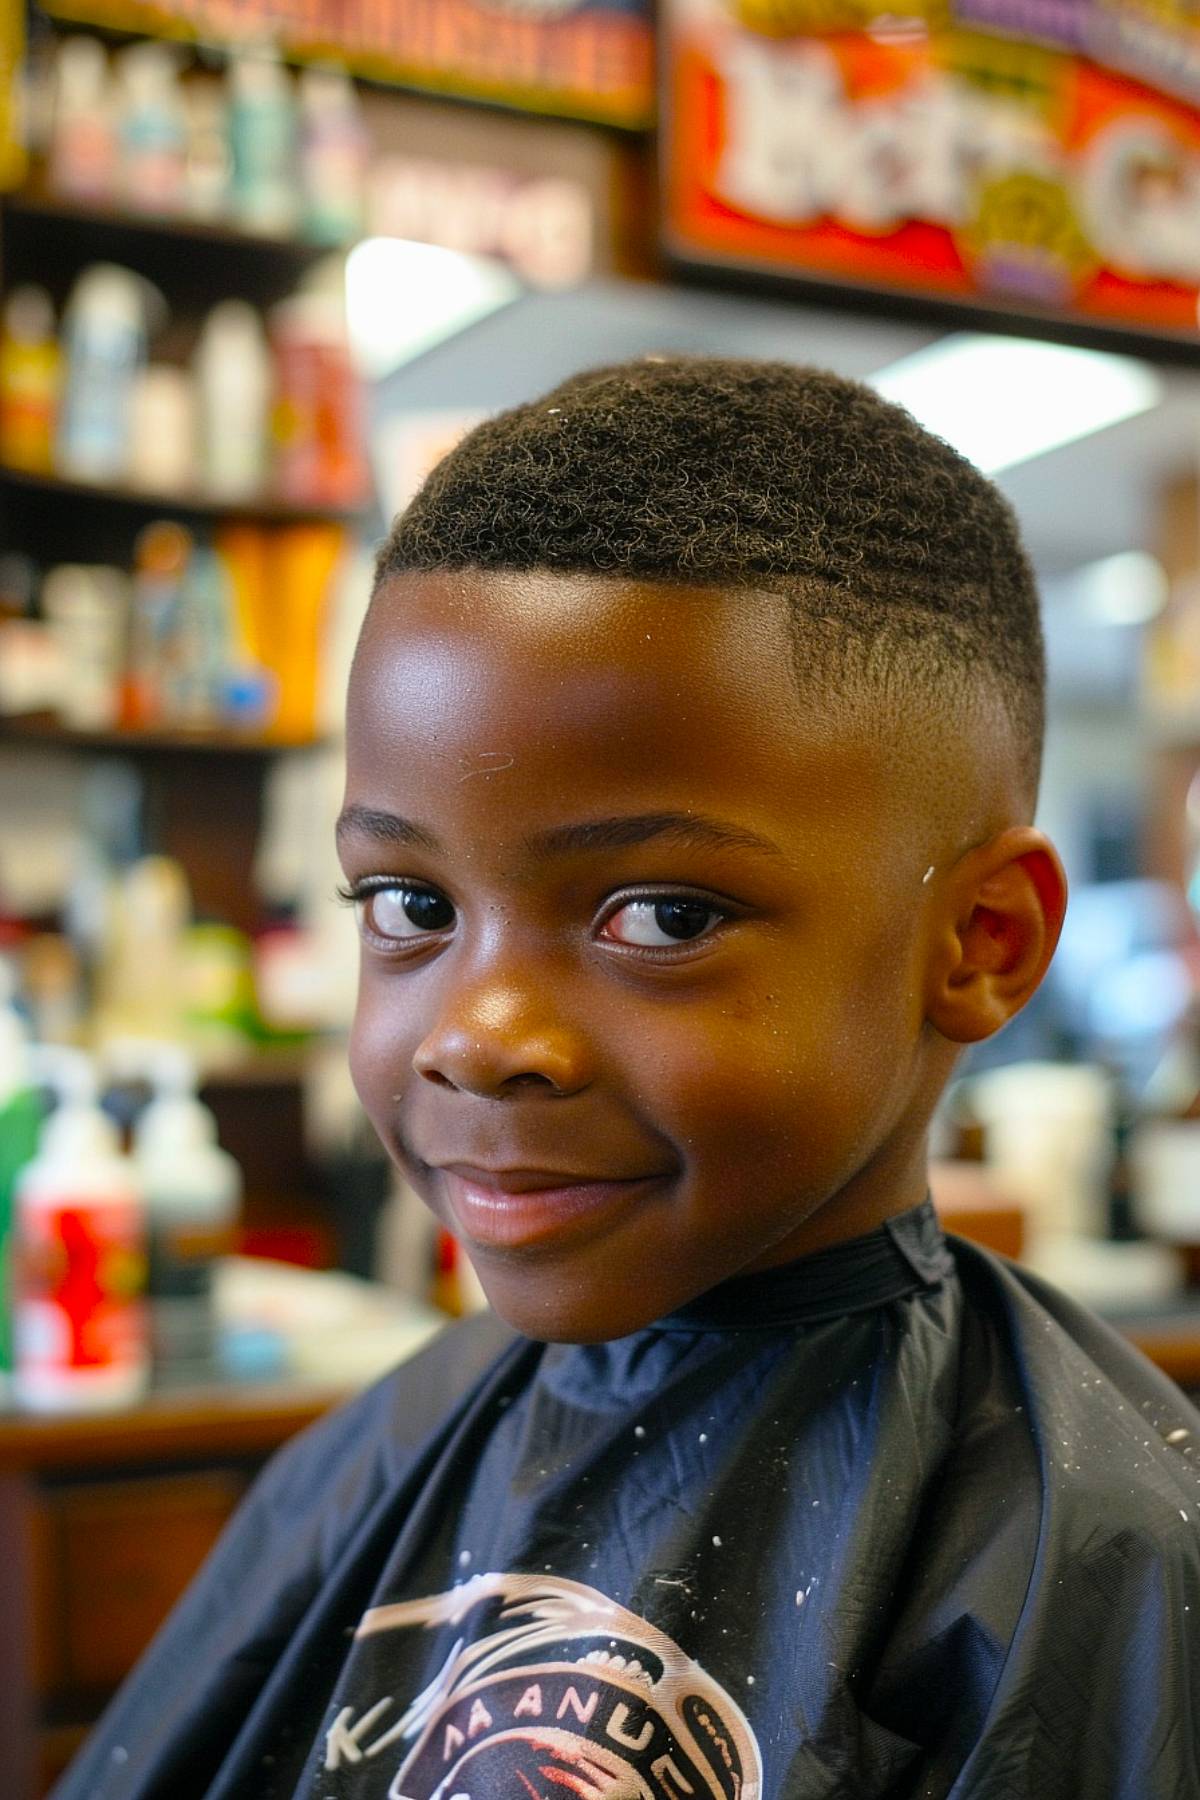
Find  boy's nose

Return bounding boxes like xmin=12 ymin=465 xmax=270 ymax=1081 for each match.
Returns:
xmin=412 ymin=984 xmax=591 ymax=1099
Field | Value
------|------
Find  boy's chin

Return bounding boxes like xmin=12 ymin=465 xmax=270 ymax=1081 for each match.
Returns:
xmin=470 ymin=1263 xmax=675 ymax=1344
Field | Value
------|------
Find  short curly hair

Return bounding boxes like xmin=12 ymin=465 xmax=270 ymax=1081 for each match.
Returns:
xmin=375 ymin=356 xmax=1045 ymax=797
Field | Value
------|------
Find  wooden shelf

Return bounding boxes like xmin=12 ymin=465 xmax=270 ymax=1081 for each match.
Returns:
xmin=0 ymin=461 xmax=365 ymax=527
xmin=1 ymin=185 xmax=346 ymax=259
xmin=0 ymin=1374 xmax=344 ymax=1474
xmin=197 ymin=1046 xmax=319 ymax=1088
xmin=0 ymin=715 xmax=323 ymax=756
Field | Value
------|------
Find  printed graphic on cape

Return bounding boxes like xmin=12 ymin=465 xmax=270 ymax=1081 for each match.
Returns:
xmin=324 ymin=1571 xmax=763 ymax=1799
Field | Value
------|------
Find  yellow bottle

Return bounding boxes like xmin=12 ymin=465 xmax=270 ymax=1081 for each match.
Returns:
xmin=0 ymin=287 xmax=60 ymax=474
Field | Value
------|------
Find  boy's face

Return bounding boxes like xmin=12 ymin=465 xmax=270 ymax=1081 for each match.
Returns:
xmin=342 ymin=569 xmax=955 ymax=1341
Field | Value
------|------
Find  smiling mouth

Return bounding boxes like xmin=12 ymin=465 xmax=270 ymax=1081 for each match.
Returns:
xmin=438 ymin=1168 xmax=670 ymax=1254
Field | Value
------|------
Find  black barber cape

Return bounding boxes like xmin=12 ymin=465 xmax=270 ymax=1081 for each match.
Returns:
xmin=56 ymin=1201 xmax=1200 ymax=1800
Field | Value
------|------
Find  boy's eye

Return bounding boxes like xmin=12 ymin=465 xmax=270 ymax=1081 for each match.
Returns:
xmin=602 ymin=898 xmax=722 ymax=948
xmin=359 ymin=884 xmax=455 ymax=940
xmin=342 ymin=884 xmax=726 ymax=952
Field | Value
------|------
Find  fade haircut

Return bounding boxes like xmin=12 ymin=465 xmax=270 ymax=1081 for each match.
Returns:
xmin=375 ymin=356 xmax=1045 ymax=797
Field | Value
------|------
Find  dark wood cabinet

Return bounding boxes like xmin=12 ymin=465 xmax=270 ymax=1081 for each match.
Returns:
xmin=0 ymin=1379 xmax=343 ymax=1797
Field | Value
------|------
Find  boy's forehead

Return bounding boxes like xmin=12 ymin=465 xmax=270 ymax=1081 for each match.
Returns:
xmin=359 ymin=567 xmax=797 ymax=697
xmin=345 ymin=569 xmax=918 ymax=864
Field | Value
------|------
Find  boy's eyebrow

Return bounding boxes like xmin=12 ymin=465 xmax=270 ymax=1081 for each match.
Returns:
xmin=336 ymin=806 xmax=787 ymax=862
xmin=527 ymin=812 xmax=787 ymax=861
xmin=336 ymin=806 xmax=441 ymax=851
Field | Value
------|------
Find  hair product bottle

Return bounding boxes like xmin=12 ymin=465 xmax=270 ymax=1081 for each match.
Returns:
xmin=299 ymin=65 xmax=368 ymax=246
xmin=228 ymin=46 xmax=298 ymax=235
xmin=194 ymin=300 xmax=271 ymax=499
xmin=0 ymin=285 xmax=60 ymax=473
xmin=57 ymin=263 xmax=149 ymax=483
xmin=49 ymin=37 xmax=116 ymax=203
xmin=115 ymin=39 xmax=188 ymax=215
xmin=14 ymin=1049 xmax=149 ymax=1413
xmin=133 ymin=1048 xmax=241 ymax=1379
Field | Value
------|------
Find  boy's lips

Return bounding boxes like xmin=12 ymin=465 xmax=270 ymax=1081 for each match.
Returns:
xmin=436 ymin=1163 xmax=669 ymax=1252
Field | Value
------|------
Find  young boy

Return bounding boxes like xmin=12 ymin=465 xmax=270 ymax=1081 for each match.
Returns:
xmin=59 ymin=358 xmax=1200 ymax=1799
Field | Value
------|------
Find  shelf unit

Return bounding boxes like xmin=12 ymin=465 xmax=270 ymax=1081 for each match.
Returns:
xmin=0 ymin=151 xmax=362 ymax=1272
xmin=0 ymin=458 xmax=361 ymax=527
xmin=3 ymin=183 xmax=347 ymax=255
xmin=0 ymin=715 xmax=323 ymax=754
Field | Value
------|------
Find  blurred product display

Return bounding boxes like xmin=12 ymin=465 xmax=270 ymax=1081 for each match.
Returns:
xmin=31 ymin=0 xmax=655 ymax=129
xmin=40 ymin=33 xmax=369 ymax=244
xmin=0 ymin=263 xmax=368 ymax=511
xmin=0 ymin=516 xmax=349 ymax=740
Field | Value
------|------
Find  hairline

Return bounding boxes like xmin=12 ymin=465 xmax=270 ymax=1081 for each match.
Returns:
xmin=364 ymin=560 xmax=1042 ymax=814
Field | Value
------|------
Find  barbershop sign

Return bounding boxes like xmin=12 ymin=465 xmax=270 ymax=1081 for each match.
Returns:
xmin=662 ymin=0 xmax=1200 ymax=344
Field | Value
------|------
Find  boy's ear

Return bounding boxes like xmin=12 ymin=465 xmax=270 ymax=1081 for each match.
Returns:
xmin=926 ymin=827 xmax=1068 ymax=1044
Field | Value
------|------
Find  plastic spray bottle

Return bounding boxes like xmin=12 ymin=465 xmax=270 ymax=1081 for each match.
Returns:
xmin=13 ymin=1048 xmax=148 ymax=1412
xmin=133 ymin=1048 xmax=241 ymax=1378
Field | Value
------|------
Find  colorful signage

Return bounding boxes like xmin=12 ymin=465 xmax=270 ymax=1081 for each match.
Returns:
xmin=662 ymin=0 xmax=1200 ymax=343
xmin=42 ymin=0 xmax=655 ymax=126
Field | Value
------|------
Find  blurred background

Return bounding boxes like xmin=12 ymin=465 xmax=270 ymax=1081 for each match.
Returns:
xmin=4 ymin=0 xmax=1200 ymax=1785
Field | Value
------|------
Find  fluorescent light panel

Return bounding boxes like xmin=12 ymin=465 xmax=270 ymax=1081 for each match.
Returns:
xmin=870 ymin=333 xmax=1162 ymax=473
xmin=1063 ymin=550 xmax=1168 ymax=626
xmin=345 ymin=237 xmax=519 ymax=382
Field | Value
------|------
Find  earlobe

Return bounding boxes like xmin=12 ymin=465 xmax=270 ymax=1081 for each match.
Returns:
xmin=926 ymin=827 xmax=1068 ymax=1044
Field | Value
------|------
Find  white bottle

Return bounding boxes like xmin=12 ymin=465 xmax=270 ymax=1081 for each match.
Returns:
xmin=134 ymin=1048 xmax=241 ymax=1377
xmin=14 ymin=1049 xmax=149 ymax=1413
xmin=193 ymin=300 xmax=270 ymax=498
xmin=299 ymin=66 xmax=367 ymax=245
xmin=228 ymin=47 xmax=298 ymax=235
xmin=115 ymin=40 xmax=188 ymax=215
xmin=57 ymin=264 xmax=149 ymax=483
xmin=49 ymin=37 xmax=116 ymax=204
xmin=40 ymin=563 xmax=130 ymax=730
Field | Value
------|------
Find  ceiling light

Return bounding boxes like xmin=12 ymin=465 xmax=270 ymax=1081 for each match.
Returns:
xmin=1063 ymin=550 xmax=1169 ymax=626
xmin=345 ymin=237 xmax=519 ymax=382
xmin=870 ymin=333 xmax=1162 ymax=473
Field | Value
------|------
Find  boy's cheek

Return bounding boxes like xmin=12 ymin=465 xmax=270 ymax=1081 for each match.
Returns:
xmin=347 ymin=994 xmax=416 ymax=1156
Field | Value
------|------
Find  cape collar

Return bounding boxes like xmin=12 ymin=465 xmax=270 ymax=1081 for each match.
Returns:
xmin=653 ymin=1198 xmax=953 ymax=1334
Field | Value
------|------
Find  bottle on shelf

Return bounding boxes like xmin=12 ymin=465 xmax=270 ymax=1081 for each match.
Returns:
xmin=132 ymin=1044 xmax=241 ymax=1379
xmin=124 ymin=519 xmax=193 ymax=729
xmin=56 ymin=263 xmax=151 ymax=483
xmin=13 ymin=1047 xmax=149 ymax=1413
xmin=228 ymin=46 xmax=299 ymax=236
xmin=167 ymin=545 xmax=238 ymax=726
xmin=127 ymin=363 xmax=198 ymax=495
xmin=40 ymin=562 xmax=130 ymax=731
xmin=183 ymin=77 xmax=232 ymax=222
xmin=48 ymin=36 xmax=116 ymax=205
xmin=115 ymin=39 xmax=188 ymax=216
xmin=0 ymin=285 xmax=60 ymax=474
xmin=270 ymin=265 xmax=368 ymax=509
xmin=95 ymin=855 xmax=192 ymax=1046
xmin=299 ymin=65 xmax=368 ymax=246
xmin=194 ymin=299 xmax=271 ymax=499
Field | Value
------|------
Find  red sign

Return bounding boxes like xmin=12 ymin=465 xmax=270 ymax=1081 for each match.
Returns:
xmin=662 ymin=0 xmax=1200 ymax=344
